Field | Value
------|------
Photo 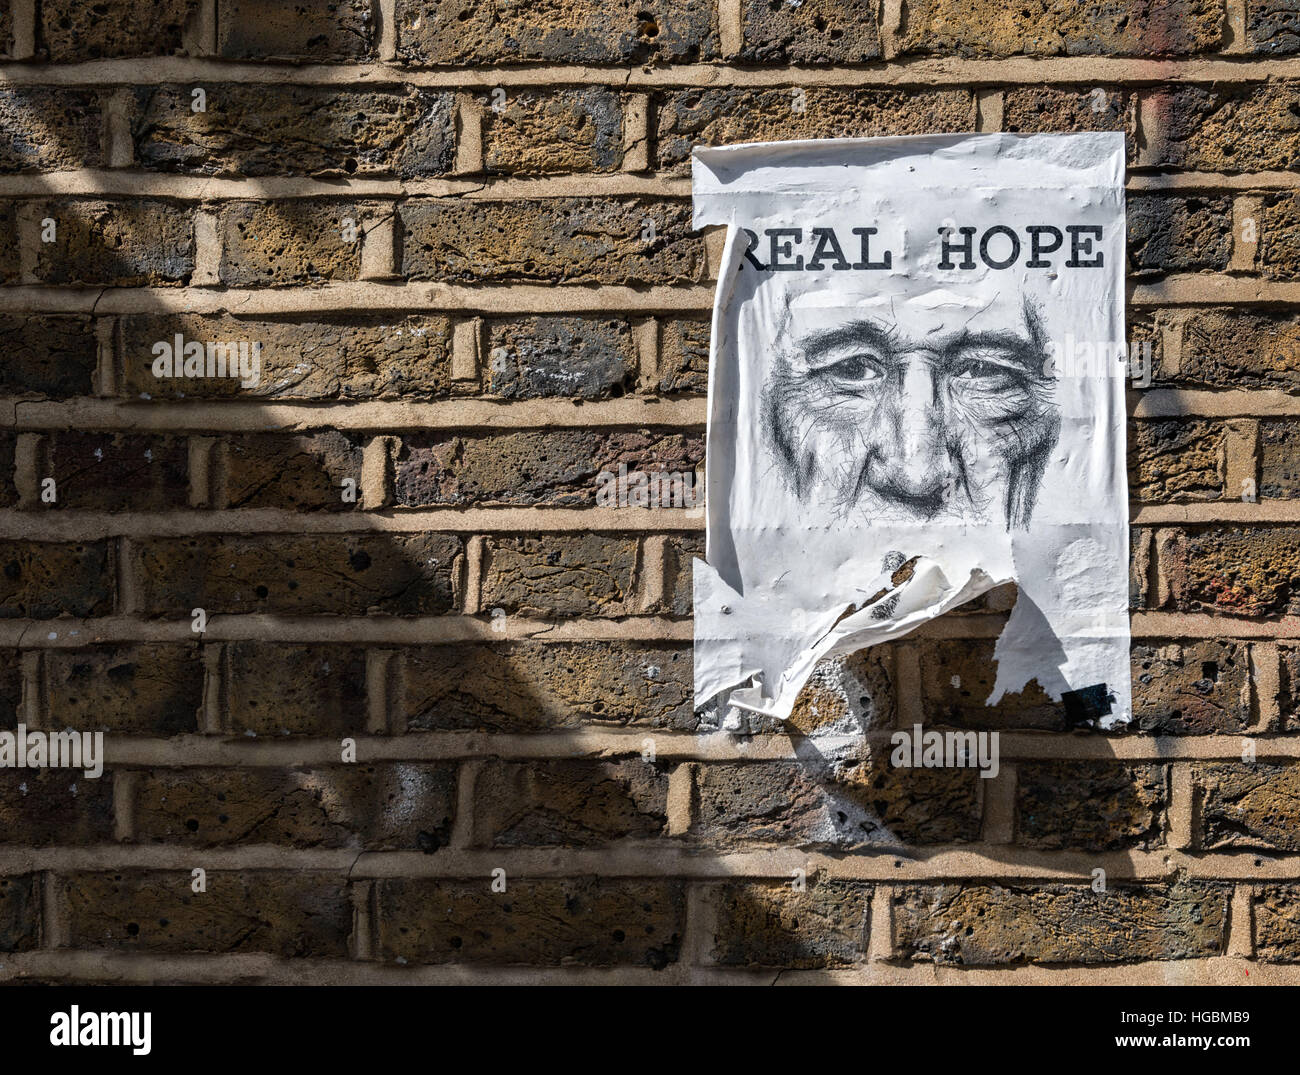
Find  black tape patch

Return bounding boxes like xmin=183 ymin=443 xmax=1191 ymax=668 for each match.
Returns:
xmin=1061 ymin=683 xmax=1113 ymax=728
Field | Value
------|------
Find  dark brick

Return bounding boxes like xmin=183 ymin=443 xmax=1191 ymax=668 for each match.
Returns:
xmin=394 ymin=430 xmax=703 ymax=506
xmin=655 ymin=88 xmax=974 ymax=173
xmin=1128 ymin=195 xmax=1232 ymax=276
xmin=131 ymin=534 xmax=461 ymax=616
xmin=0 ymin=541 xmax=114 ymax=619
xmin=472 ymin=759 xmax=669 ymax=847
xmin=1144 ymin=84 xmax=1300 ymax=172
xmin=0 ymin=90 xmax=102 ymax=172
xmin=62 ymin=871 xmax=351 ymax=956
xmin=1171 ymin=527 xmax=1300 ymax=616
xmin=0 ymin=435 xmax=13 ymax=508
xmin=1132 ymin=640 xmax=1254 ymax=734
xmin=0 ymin=315 xmax=96 ymax=397
xmin=1247 ymin=0 xmax=1300 ymax=53
xmin=217 ymin=0 xmax=375 ymax=61
xmin=1195 ymin=762 xmax=1300 ymax=850
xmin=1262 ymin=193 xmax=1300 ymax=279
xmin=46 ymin=643 xmax=203 ymax=735
xmin=402 ymin=641 xmax=695 ymax=731
xmin=1002 ymin=86 xmax=1132 ymax=137
xmin=0 ymin=769 xmax=114 ymax=846
xmin=376 ymin=877 xmax=684 ymax=966
xmin=0 ymin=650 xmax=19 ymax=729
xmin=41 ymin=433 xmax=189 ymax=511
xmin=217 ymin=432 xmax=364 ymax=511
xmin=1255 ymin=884 xmax=1300 ymax=961
xmin=0 ymin=202 xmax=16 ymax=284
xmin=658 ymin=319 xmax=708 ymax=394
xmin=1261 ymin=421 xmax=1300 ymax=497
xmin=483 ymin=89 xmax=624 ymax=174
xmin=31 ymin=200 xmax=194 ymax=286
xmin=399 ymin=198 xmax=705 ymax=285
xmin=485 ymin=317 xmax=636 ymax=399
xmin=40 ymin=0 xmax=202 ymax=60
xmin=1178 ymin=310 xmax=1300 ymax=392
xmin=1016 ymin=762 xmax=1166 ymax=851
xmin=893 ymin=881 xmax=1228 ymax=964
xmin=118 ymin=313 xmax=453 ymax=400
xmin=663 ymin=533 xmax=703 ymax=616
xmin=739 ymin=0 xmax=881 ymax=62
xmin=135 ymin=86 xmax=454 ymax=178
xmin=225 ymin=642 xmax=367 ymax=737
xmin=0 ymin=876 xmax=37 ymax=952
xmin=919 ymin=638 xmax=1065 ymax=731
xmin=395 ymin=0 xmax=718 ymax=64
xmin=217 ymin=200 xmax=369 ymax=287
xmin=897 ymin=0 xmax=1226 ymax=57
xmin=134 ymin=764 xmax=457 ymax=849
xmin=480 ymin=534 xmax=640 ymax=617
xmin=713 ymin=881 xmax=870 ymax=968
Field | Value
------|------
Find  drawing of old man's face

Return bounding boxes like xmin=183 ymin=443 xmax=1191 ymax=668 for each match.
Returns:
xmin=761 ymin=297 xmax=1060 ymax=529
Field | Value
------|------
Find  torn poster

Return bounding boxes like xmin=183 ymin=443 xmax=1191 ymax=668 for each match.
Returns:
xmin=692 ymin=132 xmax=1132 ymax=729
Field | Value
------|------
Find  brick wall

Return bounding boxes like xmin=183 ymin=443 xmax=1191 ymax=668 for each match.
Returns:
xmin=0 ymin=0 xmax=1297 ymax=983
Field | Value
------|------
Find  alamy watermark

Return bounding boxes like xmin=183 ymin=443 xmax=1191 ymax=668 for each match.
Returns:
xmin=151 ymin=333 xmax=262 ymax=388
xmin=596 ymin=464 xmax=703 ymax=509
xmin=0 ymin=724 xmax=104 ymax=778
xmin=890 ymin=723 xmax=999 ymax=779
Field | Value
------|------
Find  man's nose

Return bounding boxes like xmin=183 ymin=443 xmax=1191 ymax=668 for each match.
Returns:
xmin=873 ymin=360 xmax=953 ymax=502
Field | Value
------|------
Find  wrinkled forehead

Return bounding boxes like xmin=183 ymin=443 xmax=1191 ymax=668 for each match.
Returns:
xmin=777 ymin=285 xmax=1035 ymax=348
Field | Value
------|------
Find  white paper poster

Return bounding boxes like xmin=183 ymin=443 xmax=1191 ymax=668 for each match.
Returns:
xmin=692 ymin=132 xmax=1132 ymax=729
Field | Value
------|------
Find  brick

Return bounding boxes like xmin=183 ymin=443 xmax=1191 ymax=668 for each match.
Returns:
xmin=483 ymin=89 xmax=624 ymax=175
xmin=218 ymin=200 xmax=369 ymax=287
xmin=1002 ymin=86 xmax=1131 ymax=137
xmin=655 ymin=89 xmax=974 ymax=173
xmin=1195 ymin=762 xmax=1300 ymax=850
xmin=0 ymin=202 xmax=16 ymax=284
xmin=1261 ymin=421 xmax=1300 ymax=498
xmin=62 ymin=871 xmax=351 ymax=956
xmin=1261 ymin=193 xmax=1300 ymax=279
xmin=712 ymin=881 xmax=870 ymax=968
xmin=472 ymin=759 xmax=669 ymax=847
xmin=40 ymin=0 xmax=202 ymax=60
xmin=739 ymin=0 xmax=881 ymax=62
xmin=225 ymin=642 xmax=367 ymax=736
xmin=893 ymin=881 xmax=1228 ymax=964
xmin=395 ymin=0 xmax=718 ymax=65
xmin=486 ymin=317 xmax=636 ymax=400
xmin=0 ymin=541 xmax=114 ymax=619
xmin=1247 ymin=1 xmax=1300 ymax=53
xmin=398 ymin=198 xmax=705 ymax=285
xmin=217 ymin=432 xmax=365 ymax=511
xmin=119 ymin=313 xmax=453 ymax=400
xmin=785 ymin=647 xmax=897 ymax=736
xmin=897 ymin=0 xmax=1225 ymax=57
xmin=376 ymin=877 xmax=684 ymax=967
xmin=0 ymin=769 xmax=114 ymax=846
xmin=0 ymin=435 xmax=13 ymax=508
xmin=46 ymin=643 xmax=203 ymax=735
xmin=1132 ymin=640 xmax=1254 ymax=734
xmin=658 ymin=319 xmax=708 ymax=394
xmin=1128 ymin=195 xmax=1232 ymax=276
xmin=1282 ymin=644 xmax=1300 ymax=727
xmin=1171 ymin=526 xmax=1300 ymax=616
xmin=33 ymin=200 xmax=194 ymax=287
xmin=0 ymin=650 xmax=20 ymax=729
xmin=41 ymin=433 xmax=189 ymax=511
xmin=1129 ymin=420 xmax=1225 ymax=502
xmin=0 ymin=876 xmax=37 ymax=952
xmin=0 ymin=90 xmax=102 ymax=172
xmin=402 ymin=641 xmax=695 ymax=731
xmin=134 ymin=764 xmax=456 ymax=850
xmin=1144 ymin=85 xmax=1300 ymax=172
xmin=480 ymin=534 xmax=640 ymax=617
xmin=395 ymin=430 xmax=703 ymax=507
xmin=1178 ymin=310 xmax=1300 ymax=392
xmin=135 ymin=86 xmax=454 ymax=178
xmin=691 ymin=758 xmax=982 ymax=848
xmin=217 ymin=0 xmax=375 ymax=61
xmin=0 ymin=315 xmax=96 ymax=397
xmin=662 ymin=533 xmax=702 ymax=616
xmin=1255 ymin=885 xmax=1300 ymax=961
xmin=132 ymin=534 xmax=462 ymax=616
xmin=1016 ymin=762 xmax=1166 ymax=851
xmin=0 ymin=2 xmax=9 ymax=58
xmin=919 ymin=638 xmax=1064 ymax=731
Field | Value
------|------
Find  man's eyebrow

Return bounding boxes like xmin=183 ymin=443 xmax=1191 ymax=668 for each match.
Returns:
xmin=796 ymin=320 xmax=896 ymax=362
xmin=938 ymin=329 xmax=1047 ymax=371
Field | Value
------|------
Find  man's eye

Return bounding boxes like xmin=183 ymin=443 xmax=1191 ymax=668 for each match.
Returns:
xmin=818 ymin=355 xmax=882 ymax=382
xmin=952 ymin=356 xmax=1024 ymax=386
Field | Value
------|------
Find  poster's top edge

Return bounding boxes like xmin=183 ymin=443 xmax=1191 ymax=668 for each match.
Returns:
xmin=691 ymin=131 xmax=1127 ymax=227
